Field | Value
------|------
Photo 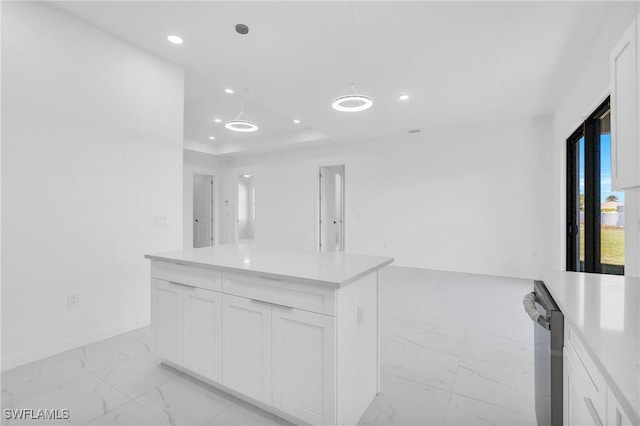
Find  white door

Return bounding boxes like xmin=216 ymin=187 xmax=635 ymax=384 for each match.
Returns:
xmin=193 ymin=174 xmax=214 ymax=248
xmin=611 ymin=18 xmax=638 ymax=190
xmin=319 ymin=165 xmax=345 ymax=252
xmin=272 ymin=307 xmax=336 ymax=424
xmin=222 ymin=294 xmax=272 ymax=404
xmin=183 ymin=287 xmax=223 ymax=382
xmin=151 ymin=279 xmax=182 ymax=364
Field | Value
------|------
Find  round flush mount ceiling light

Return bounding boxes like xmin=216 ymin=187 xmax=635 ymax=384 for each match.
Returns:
xmin=167 ymin=35 xmax=183 ymax=45
xmin=225 ymin=118 xmax=258 ymax=132
xmin=398 ymin=94 xmax=410 ymax=101
xmin=225 ymin=88 xmax=235 ymax=94
xmin=332 ymin=90 xmax=373 ymax=112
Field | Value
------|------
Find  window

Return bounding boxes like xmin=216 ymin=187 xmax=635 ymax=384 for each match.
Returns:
xmin=566 ymin=97 xmax=624 ymax=275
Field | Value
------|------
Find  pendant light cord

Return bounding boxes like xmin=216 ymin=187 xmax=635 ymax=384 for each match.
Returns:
xmin=240 ymin=34 xmax=245 ymax=115
xmin=349 ymin=0 xmax=354 ymax=86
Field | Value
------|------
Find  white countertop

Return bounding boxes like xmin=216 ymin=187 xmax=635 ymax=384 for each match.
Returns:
xmin=145 ymin=244 xmax=394 ymax=288
xmin=540 ymin=270 xmax=640 ymax=422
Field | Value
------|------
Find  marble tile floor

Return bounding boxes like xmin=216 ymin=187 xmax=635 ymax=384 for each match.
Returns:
xmin=1 ymin=267 xmax=536 ymax=425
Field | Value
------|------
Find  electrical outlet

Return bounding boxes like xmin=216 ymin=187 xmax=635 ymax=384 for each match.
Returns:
xmin=68 ymin=293 xmax=79 ymax=308
xmin=357 ymin=303 xmax=364 ymax=326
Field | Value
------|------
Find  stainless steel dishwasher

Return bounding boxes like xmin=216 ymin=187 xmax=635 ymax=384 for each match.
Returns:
xmin=523 ymin=280 xmax=564 ymax=426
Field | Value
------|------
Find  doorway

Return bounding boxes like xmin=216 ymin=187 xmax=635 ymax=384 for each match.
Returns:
xmin=319 ymin=165 xmax=345 ymax=252
xmin=237 ymin=174 xmax=255 ymax=242
xmin=193 ymin=173 xmax=214 ymax=248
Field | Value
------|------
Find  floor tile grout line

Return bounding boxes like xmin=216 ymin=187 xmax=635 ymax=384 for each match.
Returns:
xmin=447 ymin=387 xmax=536 ymax=418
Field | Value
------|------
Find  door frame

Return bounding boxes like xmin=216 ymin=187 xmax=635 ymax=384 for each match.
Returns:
xmin=318 ymin=165 xmax=345 ymax=252
xmin=236 ymin=173 xmax=255 ymax=243
xmin=565 ymin=97 xmax=621 ymax=274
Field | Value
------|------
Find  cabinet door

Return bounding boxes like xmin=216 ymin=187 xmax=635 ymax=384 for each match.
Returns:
xmin=607 ymin=388 xmax=635 ymax=426
xmin=222 ymin=294 xmax=272 ymax=404
xmin=151 ymin=279 xmax=182 ymax=364
xmin=611 ymin=18 xmax=638 ymax=190
xmin=564 ymin=349 xmax=602 ymax=426
xmin=183 ymin=287 xmax=223 ymax=382
xmin=272 ymin=307 xmax=336 ymax=425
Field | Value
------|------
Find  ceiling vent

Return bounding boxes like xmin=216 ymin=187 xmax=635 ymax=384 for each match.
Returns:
xmin=408 ymin=129 xmax=421 ymax=134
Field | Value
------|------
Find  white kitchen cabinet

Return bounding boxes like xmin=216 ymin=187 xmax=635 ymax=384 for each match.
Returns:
xmin=147 ymin=248 xmax=393 ymax=426
xmin=607 ymin=388 xmax=634 ymax=426
xmin=222 ymin=293 xmax=337 ymax=425
xmin=564 ymin=345 xmax=604 ymax=426
xmin=151 ymin=279 xmax=223 ymax=382
xmin=151 ymin=279 xmax=182 ymax=364
xmin=564 ymin=323 xmax=638 ymax=426
xmin=222 ymin=294 xmax=272 ymax=404
xmin=183 ymin=287 xmax=223 ymax=382
xmin=272 ymin=305 xmax=335 ymax=425
xmin=611 ymin=16 xmax=639 ymax=190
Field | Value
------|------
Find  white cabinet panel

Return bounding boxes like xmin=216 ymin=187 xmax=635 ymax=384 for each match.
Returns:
xmin=607 ymin=388 xmax=635 ymax=426
xmin=223 ymin=272 xmax=336 ymax=316
xmin=222 ymin=294 xmax=272 ymax=404
xmin=272 ymin=307 xmax=336 ymax=425
xmin=151 ymin=279 xmax=182 ymax=364
xmin=565 ymin=347 xmax=602 ymax=426
xmin=611 ymin=17 xmax=639 ymax=190
xmin=184 ymin=288 xmax=223 ymax=382
xmin=151 ymin=260 xmax=222 ymax=292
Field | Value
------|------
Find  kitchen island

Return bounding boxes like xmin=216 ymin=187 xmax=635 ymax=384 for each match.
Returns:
xmin=540 ymin=270 xmax=639 ymax=426
xmin=145 ymin=244 xmax=393 ymax=426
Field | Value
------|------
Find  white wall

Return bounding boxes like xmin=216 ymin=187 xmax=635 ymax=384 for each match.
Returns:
xmin=1 ymin=2 xmax=184 ymax=369
xmin=220 ymin=117 xmax=552 ymax=280
xmin=550 ymin=2 xmax=639 ymax=275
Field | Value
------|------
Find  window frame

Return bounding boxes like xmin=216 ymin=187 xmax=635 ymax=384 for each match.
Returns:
xmin=566 ymin=97 xmax=621 ymax=275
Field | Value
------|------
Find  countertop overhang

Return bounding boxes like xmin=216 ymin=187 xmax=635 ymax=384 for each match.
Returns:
xmin=540 ymin=269 xmax=640 ymax=423
xmin=145 ymin=244 xmax=394 ymax=288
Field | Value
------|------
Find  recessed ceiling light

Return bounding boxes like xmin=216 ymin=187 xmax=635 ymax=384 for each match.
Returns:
xmin=167 ymin=35 xmax=183 ymax=45
xmin=243 ymin=174 xmax=253 ymax=178
xmin=399 ymin=94 xmax=410 ymax=101
xmin=214 ymin=118 xmax=222 ymax=123
xmin=225 ymin=88 xmax=235 ymax=94
xmin=293 ymin=119 xmax=301 ymax=124
xmin=208 ymin=136 xmax=216 ymax=140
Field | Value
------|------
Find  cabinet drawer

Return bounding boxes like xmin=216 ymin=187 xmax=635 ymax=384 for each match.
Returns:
xmin=151 ymin=260 xmax=222 ymax=292
xmin=565 ymin=326 xmax=607 ymax=423
xmin=223 ymin=272 xmax=336 ymax=316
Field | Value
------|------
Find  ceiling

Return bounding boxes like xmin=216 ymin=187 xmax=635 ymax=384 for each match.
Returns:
xmin=52 ymin=1 xmax=619 ymax=157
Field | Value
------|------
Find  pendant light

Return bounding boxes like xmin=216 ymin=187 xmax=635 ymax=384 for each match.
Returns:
xmin=331 ymin=2 xmax=373 ymax=113
xmin=226 ymin=24 xmax=259 ymax=132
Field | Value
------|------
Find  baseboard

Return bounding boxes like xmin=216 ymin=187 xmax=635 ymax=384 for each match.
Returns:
xmin=161 ymin=360 xmax=308 ymax=426
xmin=1 ymin=317 xmax=150 ymax=372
